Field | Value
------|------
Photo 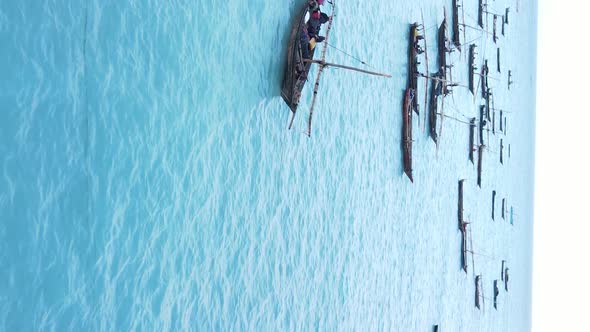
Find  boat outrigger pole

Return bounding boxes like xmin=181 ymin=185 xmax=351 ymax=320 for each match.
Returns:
xmin=303 ymin=59 xmax=392 ymax=78
xmin=306 ymin=0 xmax=337 ymax=137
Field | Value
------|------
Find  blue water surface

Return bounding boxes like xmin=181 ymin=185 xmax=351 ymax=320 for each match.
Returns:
xmin=0 ymin=0 xmax=536 ymax=330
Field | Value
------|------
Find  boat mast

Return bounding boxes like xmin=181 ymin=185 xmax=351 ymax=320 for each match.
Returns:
xmin=306 ymin=0 xmax=337 ymax=137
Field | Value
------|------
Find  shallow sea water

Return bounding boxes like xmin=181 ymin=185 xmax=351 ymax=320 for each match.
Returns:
xmin=0 ymin=0 xmax=536 ymax=330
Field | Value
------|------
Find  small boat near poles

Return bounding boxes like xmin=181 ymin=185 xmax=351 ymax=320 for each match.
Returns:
xmin=409 ymin=23 xmax=422 ymax=115
xmin=402 ymin=88 xmax=415 ymax=182
xmin=500 ymin=139 xmax=504 ymax=164
xmin=461 ymin=229 xmax=468 ymax=273
xmin=492 ymin=190 xmax=496 ymax=220
xmin=478 ymin=0 xmax=485 ymax=28
xmin=458 ymin=179 xmax=465 ymax=230
xmin=477 ymin=144 xmax=484 ymax=188
xmin=429 ymin=74 xmax=442 ymax=143
xmin=501 ymin=260 xmax=506 ymax=281
xmin=497 ymin=48 xmax=501 ymax=73
xmin=475 ymin=275 xmax=483 ymax=309
xmin=493 ymin=279 xmax=500 ymax=309
xmin=479 ymin=105 xmax=486 ymax=145
xmin=452 ymin=0 xmax=462 ymax=50
xmin=281 ymin=1 xmax=391 ymax=136
xmin=469 ymin=44 xmax=477 ymax=94
xmin=493 ymin=15 xmax=498 ymax=43
xmin=502 ymin=198 xmax=506 ymax=219
xmin=505 ymin=270 xmax=510 ymax=291
xmin=469 ymin=117 xmax=476 ymax=163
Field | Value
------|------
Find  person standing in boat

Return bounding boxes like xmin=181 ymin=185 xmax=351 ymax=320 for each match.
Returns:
xmin=299 ymin=1 xmax=329 ymax=60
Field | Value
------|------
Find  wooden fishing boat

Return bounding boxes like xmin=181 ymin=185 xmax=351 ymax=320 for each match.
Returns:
xmin=468 ymin=44 xmax=477 ymax=94
xmin=477 ymin=145 xmax=483 ymax=188
xmin=478 ymin=0 xmax=485 ymax=28
xmin=501 ymin=260 xmax=506 ymax=280
xmin=452 ymin=0 xmax=461 ymax=50
xmin=493 ymin=279 xmax=500 ymax=309
xmin=493 ymin=15 xmax=498 ymax=43
xmin=502 ymin=15 xmax=506 ymax=36
xmin=492 ymin=190 xmax=496 ymax=220
xmin=458 ymin=179 xmax=465 ymax=230
xmin=497 ymin=48 xmax=501 ymax=73
xmin=437 ymin=15 xmax=449 ymax=80
xmin=492 ymin=109 xmax=496 ymax=134
xmin=481 ymin=60 xmax=489 ymax=100
xmin=479 ymin=105 xmax=486 ymax=145
xmin=475 ymin=275 xmax=482 ymax=309
xmin=500 ymin=139 xmax=504 ymax=164
xmin=461 ymin=227 xmax=468 ymax=273
xmin=281 ymin=3 xmax=317 ymax=113
xmin=409 ymin=23 xmax=421 ymax=115
xmin=403 ymin=88 xmax=414 ymax=182
xmin=505 ymin=7 xmax=510 ymax=24
xmin=282 ymin=1 xmax=391 ymax=135
xmin=469 ymin=117 xmax=476 ymax=163
xmin=504 ymin=268 xmax=509 ymax=291
xmin=502 ymin=198 xmax=506 ymax=219
xmin=428 ymin=74 xmax=442 ymax=143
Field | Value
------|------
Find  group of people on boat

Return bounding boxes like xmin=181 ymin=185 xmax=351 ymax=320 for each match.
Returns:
xmin=299 ymin=0 xmax=330 ymax=60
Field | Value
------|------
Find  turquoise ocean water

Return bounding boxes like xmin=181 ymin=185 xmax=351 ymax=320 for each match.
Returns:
xmin=1 ymin=0 xmax=536 ymax=330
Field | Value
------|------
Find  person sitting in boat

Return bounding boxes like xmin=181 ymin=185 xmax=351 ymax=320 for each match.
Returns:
xmin=307 ymin=11 xmax=330 ymax=40
xmin=299 ymin=11 xmax=329 ymax=60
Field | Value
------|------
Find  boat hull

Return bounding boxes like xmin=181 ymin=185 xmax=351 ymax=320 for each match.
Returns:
xmin=281 ymin=3 xmax=316 ymax=113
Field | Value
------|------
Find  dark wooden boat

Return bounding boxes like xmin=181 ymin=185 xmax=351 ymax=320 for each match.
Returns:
xmin=505 ymin=7 xmax=510 ymax=24
xmin=438 ymin=16 xmax=449 ymax=79
xmin=281 ymin=3 xmax=317 ymax=113
xmin=508 ymin=70 xmax=513 ymax=90
xmin=458 ymin=179 xmax=465 ymax=230
xmin=433 ymin=325 xmax=439 ymax=332
xmin=481 ymin=60 xmax=489 ymax=100
xmin=492 ymin=190 xmax=496 ymax=220
xmin=497 ymin=48 xmax=501 ymax=73
xmin=429 ymin=73 xmax=442 ymax=143
xmin=493 ymin=15 xmax=498 ymax=43
xmin=501 ymin=198 xmax=506 ymax=219
xmin=469 ymin=117 xmax=476 ymax=163
xmin=469 ymin=45 xmax=477 ymax=95
xmin=500 ymin=139 xmax=504 ymax=164
xmin=409 ymin=23 xmax=420 ymax=115
xmin=493 ymin=279 xmax=500 ymax=309
xmin=485 ymin=89 xmax=492 ymax=121
xmin=477 ymin=145 xmax=483 ymax=188
xmin=452 ymin=0 xmax=461 ymax=50
xmin=504 ymin=268 xmax=509 ymax=291
xmin=403 ymin=88 xmax=414 ymax=182
xmin=501 ymin=260 xmax=506 ymax=281
xmin=282 ymin=1 xmax=390 ymax=135
xmin=492 ymin=108 xmax=496 ymax=134
xmin=461 ymin=227 xmax=468 ymax=273
xmin=478 ymin=0 xmax=485 ymax=28
xmin=479 ymin=105 xmax=486 ymax=145
xmin=502 ymin=15 xmax=506 ymax=36
xmin=475 ymin=275 xmax=482 ymax=309
xmin=499 ymin=110 xmax=503 ymax=131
